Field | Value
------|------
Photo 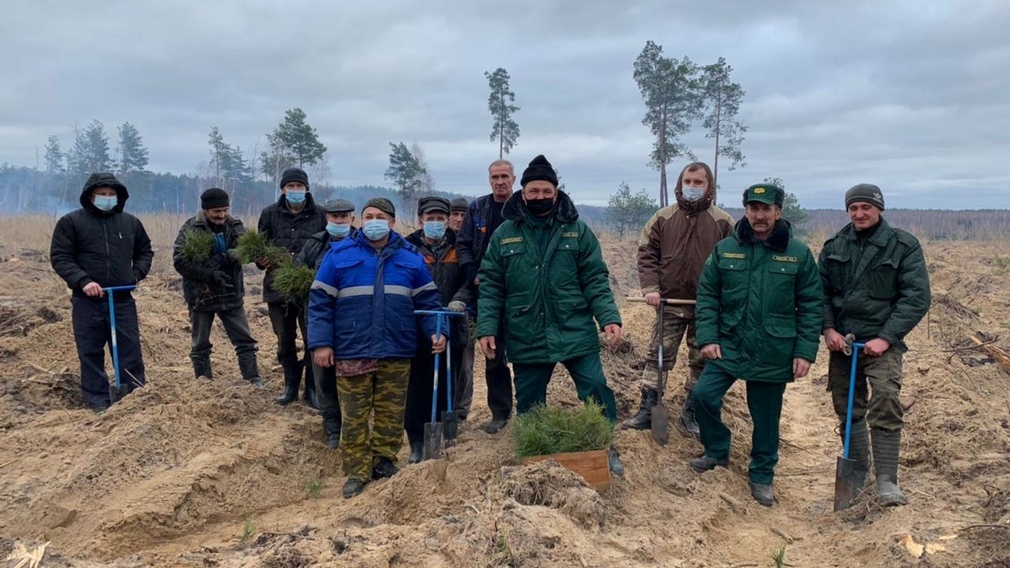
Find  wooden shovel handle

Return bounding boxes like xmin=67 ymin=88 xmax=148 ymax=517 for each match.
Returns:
xmin=625 ymin=297 xmax=697 ymax=306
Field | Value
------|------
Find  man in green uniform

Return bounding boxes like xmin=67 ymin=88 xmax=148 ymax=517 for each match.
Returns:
xmin=476 ymin=154 xmax=625 ymax=475
xmin=820 ymin=183 xmax=930 ymax=506
xmin=690 ymin=183 xmax=823 ymax=507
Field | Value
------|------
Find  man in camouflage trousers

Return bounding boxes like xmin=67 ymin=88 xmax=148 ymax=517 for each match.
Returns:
xmin=307 ymin=198 xmax=445 ymax=499
xmin=820 ymin=183 xmax=931 ymax=506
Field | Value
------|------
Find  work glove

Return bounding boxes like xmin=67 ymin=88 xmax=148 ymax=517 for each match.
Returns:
xmin=448 ymin=300 xmax=467 ymax=313
xmin=211 ymin=270 xmax=232 ymax=289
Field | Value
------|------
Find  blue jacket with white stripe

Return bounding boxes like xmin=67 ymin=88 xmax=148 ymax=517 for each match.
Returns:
xmin=307 ymin=230 xmax=442 ymax=360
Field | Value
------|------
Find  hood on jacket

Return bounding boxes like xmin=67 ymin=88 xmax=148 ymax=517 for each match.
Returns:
xmin=733 ymin=218 xmax=792 ymax=251
xmin=79 ymin=172 xmax=129 ymax=214
xmin=502 ymin=189 xmax=579 ymax=224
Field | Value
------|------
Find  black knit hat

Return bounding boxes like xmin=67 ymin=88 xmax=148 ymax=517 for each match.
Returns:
xmin=520 ymin=155 xmax=559 ymax=187
xmin=201 ymin=187 xmax=230 ymax=210
xmin=279 ymin=168 xmax=310 ymax=190
xmin=844 ymin=183 xmax=885 ymax=211
xmin=363 ymin=197 xmax=396 ymax=218
xmin=451 ymin=197 xmax=469 ymax=212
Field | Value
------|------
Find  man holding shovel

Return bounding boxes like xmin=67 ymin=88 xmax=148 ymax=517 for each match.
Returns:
xmin=307 ymin=198 xmax=445 ymax=499
xmin=476 ymin=155 xmax=625 ymax=476
xmin=50 ymin=172 xmax=153 ymax=412
xmin=690 ymin=183 xmax=822 ymax=507
xmin=820 ymin=184 xmax=930 ymax=506
xmin=624 ymin=162 xmax=733 ymax=436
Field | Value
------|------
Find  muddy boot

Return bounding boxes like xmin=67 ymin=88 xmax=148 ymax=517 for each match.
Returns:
xmin=193 ymin=358 xmax=213 ymax=381
xmin=408 ymin=442 xmax=424 ymax=464
xmin=689 ymin=455 xmax=729 ymax=473
xmin=323 ymin=418 xmax=341 ymax=449
xmin=841 ymin=419 xmax=871 ymax=492
xmin=372 ymin=456 xmax=399 ymax=480
xmin=622 ymin=387 xmax=658 ymax=430
xmin=275 ymin=365 xmax=300 ymax=405
xmin=680 ymin=390 xmax=700 ymax=437
xmin=237 ymin=353 xmax=263 ymax=388
xmin=342 ymin=477 xmax=366 ymax=499
xmin=871 ymin=428 xmax=907 ymax=506
xmin=749 ymin=481 xmax=774 ymax=507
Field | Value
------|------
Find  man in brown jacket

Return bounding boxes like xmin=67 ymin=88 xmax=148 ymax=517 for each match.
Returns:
xmin=623 ymin=162 xmax=733 ymax=435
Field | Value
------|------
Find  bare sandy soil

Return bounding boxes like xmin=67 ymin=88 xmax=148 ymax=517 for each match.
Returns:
xmin=1 ymin=223 xmax=1009 ymax=567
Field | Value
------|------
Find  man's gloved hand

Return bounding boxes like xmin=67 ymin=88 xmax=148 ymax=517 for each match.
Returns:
xmin=212 ymin=270 xmax=232 ymax=289
xmin=448 ymin=300 xmax=467 ymax=313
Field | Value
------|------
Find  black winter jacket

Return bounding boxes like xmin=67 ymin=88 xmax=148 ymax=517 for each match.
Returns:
xmin=457 ymin=193 xmax=511 ymax=289
xmin=405 ymin=228 xmax=474 ymax=350
xmin=172 ymin=211 xmax=246 ymax=312
xmin=296 ymin=229 xmax=356 ymax=271
xmin=257 ymin=193 xmax=326 ymax=303
xmin=50 ymin=173 xmax=153 ymax=299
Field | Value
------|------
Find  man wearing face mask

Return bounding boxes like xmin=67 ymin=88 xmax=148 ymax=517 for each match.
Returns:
xmin=257 ymin=167 xmax=326 ymax=409
xmin=624 ymin=162 xmax=733 ymax=437
xmin=50 ymin=172 xmax=154 ymax=412
xmin=403 ymin=196 xmax=474 ymax=462
xmin=308 ymin=197 xmax=447 ymax=498
xmin=173 ymin=188 xmax=262 ymax=387
xmin=477 ymin=155 xmax=626 ymax=475
xmin=448 ymin=196 xmax=476 ymax=420
xmin=296 ymin=198 xmax=356 ymax=449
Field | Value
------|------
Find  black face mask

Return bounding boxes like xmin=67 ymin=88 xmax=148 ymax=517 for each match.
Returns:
xmin=525 ymin=198 xmax=555 ymax=216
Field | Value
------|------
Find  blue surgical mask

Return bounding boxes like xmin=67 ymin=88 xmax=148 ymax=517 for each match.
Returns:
xmin=423 ymin=221 xmax=446 ymax=240
xmin=285 ymin=190 xmax=306 ymax=205
xmin=683 ymin=187 xmax=705 ymax=202
xmin=362 ymin=219 xmax=391 ymax=241
xmin=326 ymin=222 xmax=351 ymax=238
xmin=94 ymin=195 xmax=118 ymax=211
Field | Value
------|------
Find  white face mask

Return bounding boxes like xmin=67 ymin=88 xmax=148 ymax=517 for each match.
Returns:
xmin=683 ymin=187 xmax=705 ymax=202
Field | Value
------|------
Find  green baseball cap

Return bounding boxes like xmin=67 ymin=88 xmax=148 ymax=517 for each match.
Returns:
xmin=742 ymin=183 xmax=784 ymax=207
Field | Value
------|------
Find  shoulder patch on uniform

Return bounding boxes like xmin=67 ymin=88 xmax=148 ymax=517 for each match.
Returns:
xmin=772 ymin=255 xmax=797 ymax=263
xmin=722 ymin=252 xmax=746 ymax=259
xmin=500 ymin=236 xmax=523 ymax=245
xmin=562 ymin=231 xmax=579 ymax=238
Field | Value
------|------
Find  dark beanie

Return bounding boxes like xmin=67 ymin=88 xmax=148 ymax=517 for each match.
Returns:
xmin=520 ymin=154 xmax=559 ymax=187
xmin=201 ymin=187 xmax=230 ymax=210
xmin=844 ymin=183 xmax=885 ymax=211
xmin=363 ymin=197 xmax=396 ymax=218
xmin=279 ymin=168 xmax=310 ymax=190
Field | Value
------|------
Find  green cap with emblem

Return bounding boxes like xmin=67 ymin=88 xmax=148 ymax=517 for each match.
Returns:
xmin=742 ymin=183 xmax=784 ymax=207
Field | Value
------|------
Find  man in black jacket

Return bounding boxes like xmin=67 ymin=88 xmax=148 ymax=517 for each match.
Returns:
xmin=257 ymin=168 xmax=326 ymax=408
xmin=449 ymin=196 xmax=475 ymax=419
xmin=173 ymin=188 xmax=261 ymax=386
xmin=50 ymin=172 xmax=153 ymax=412
xmin=457 ymin=160 xmax=515 ymax=434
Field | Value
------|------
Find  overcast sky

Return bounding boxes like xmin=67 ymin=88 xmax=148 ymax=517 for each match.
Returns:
xmin=4 ymin=0 xmax=1009 ymax=209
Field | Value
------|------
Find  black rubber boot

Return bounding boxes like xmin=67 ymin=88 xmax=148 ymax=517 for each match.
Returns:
xmin=193 ymin=358 xmax=213 ymax=381
xmin=680 ymin=390 xmax=700 ymax=437
xmin=303 ymin=369 xmax=319 ymax=410
xmin=841 ymin=419 xmax=871 ymax=492
xmin=275 ymin=365 xmax=299 ymax=405
xmin=408 ymin=442 xmax=424 ymax=464
xmin=323 ymin=419 xmax=341 ymax=449
xmin=871 ymin=428 xmax=907 ymax=506
xmin=372 ymin=456 xmax=399 ymax=480
xmin=237 ymin=353 xmax=263 ymax=388
xmin=622 ymin=387 xmax=658 ymax=430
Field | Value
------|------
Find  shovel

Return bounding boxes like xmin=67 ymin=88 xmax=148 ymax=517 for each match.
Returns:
xmin=651 ymin=303 xmax=669 ymax=446
xmin=104 ymin=285 xmax=137 ymax=404
xmin=442 ymin=322 xmax=458 ymax=445
xmin=834 ymin=340 xmax=865 ymax=512
xmin=423 ymin=315 xmax=444 ymax=460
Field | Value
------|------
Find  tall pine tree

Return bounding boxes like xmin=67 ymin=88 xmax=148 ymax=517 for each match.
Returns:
xmin=485 ymin=68 xmax=521 ymax=158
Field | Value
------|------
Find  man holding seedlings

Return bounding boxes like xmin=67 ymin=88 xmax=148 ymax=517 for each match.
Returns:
xmin=690 ymin=183 xmax=823 ymax=507
xmin=403 ymin=196 xmax=473 ymax=463
xmin=257 ymin=167 xmax=326 ymax=408
xmin=307 ymin=198 xmax=446 ymax=499
xmin=448 ymin=196 xmax=476 ymax=420
xmin=296 ymin=198 xmax=356 ymax=449
xmin=172 ymin=188 xmax=261 ymax=386
xmin=624 ymin=162 xmax=733 ymax=436
xmin=458 ymin=160 xmax=516 ymax=434
xmin=50 ymin=172 xmax=153 ymax=412
xmin=819 ymin=184 xmax=931 ymax=506
xmin=476 ymin=155 xmax=625 ymax=475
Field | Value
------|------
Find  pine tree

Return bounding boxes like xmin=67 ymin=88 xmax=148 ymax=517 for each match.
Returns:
xmin=116 ymin=122 xmax=150 ymax=173
xmin=485 ymin=68 xmax=521 ymax=158
xmin=700 ymin=58 xmax=747 ymax=188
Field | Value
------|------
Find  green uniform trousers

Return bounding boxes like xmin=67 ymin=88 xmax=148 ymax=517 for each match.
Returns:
xmin=642 ymin=308 xmax=705 ymax=392
xmin=512 ymin=352 xmax=618 ymax=423
xmin=827 ymin=349 xmax=904 ymax=431
xmin=337 ymin=359 xmax=410 ymax=480
xmin=693 ymin=364 xmax=786 ymax=485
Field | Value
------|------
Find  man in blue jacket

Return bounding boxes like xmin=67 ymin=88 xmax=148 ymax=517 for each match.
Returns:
xmin=308 ymin=198 xmax=446 ymax=499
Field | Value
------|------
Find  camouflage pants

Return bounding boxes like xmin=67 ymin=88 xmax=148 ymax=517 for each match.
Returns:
xmin=337 ymin=359 xmax=411 ymax=480
xmin=641 ymin=308 xmax=705 ymax=393
xmin=828 ymin=349 xmax=905 ymax=431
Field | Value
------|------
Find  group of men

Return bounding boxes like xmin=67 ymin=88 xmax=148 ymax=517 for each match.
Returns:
xmin=624 ymin=162 xmax=929 ymax=507
xmin=49 ymin=156 xmax=929 ymax=508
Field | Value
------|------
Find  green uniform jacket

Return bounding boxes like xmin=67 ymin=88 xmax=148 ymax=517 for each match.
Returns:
xmin=818 ymin=218 xmax=930 ymax=352
xmin=696 ymin=219 xmax=823 ymax=383
xmin=477 ymin=191 xmax=621 ymax=364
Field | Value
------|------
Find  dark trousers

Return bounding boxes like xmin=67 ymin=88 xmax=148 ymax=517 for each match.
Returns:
xmin=190 ymin=306 xmax=258 ymax=379
xmin=267 ymin=302 xmax=310 ymax=386
xmin=312 ymin=361 xmax=342 ymax=423
xmin=405 ymin=338 xmax=463 ymax=444
xmin=71 ymin=295 xmax=146 ymax=409
xmin=487 ymin=331 xmax=513 ymax=421
xmin=511 ymin=352 xmax=618 ymax=423
xmin=693 ymin=365 xmax=786 ymax=485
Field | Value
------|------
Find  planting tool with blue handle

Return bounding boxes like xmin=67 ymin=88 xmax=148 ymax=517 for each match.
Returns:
xmin=104 ymin=285 xmax=137 ymax=403
xmin=834 ymin=339 xmax=865 ymax=512
xmin=415 ymin=309 xmax=464 ymax=454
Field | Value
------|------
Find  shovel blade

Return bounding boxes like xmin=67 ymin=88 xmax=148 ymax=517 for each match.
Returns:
xmin=442 ymin=411 xmax=458 ymax=445
xmin=423 ymin=422 xmax=443 ymax=461
xmin=833 ymin=456 xmax=863 ymax=512
xmin=109 ymin=384 xmax=127 ymax=404
xmin=651 ymin=402 xmax=669 ymax=446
